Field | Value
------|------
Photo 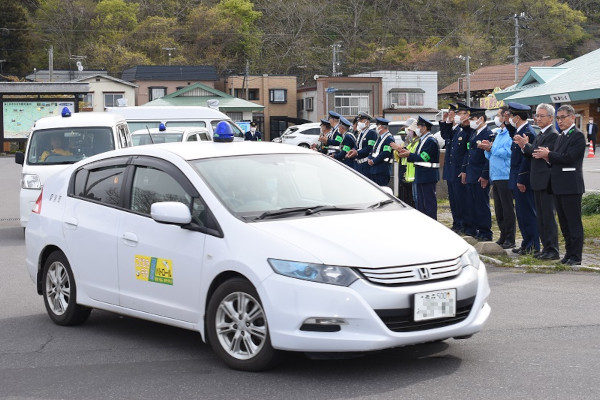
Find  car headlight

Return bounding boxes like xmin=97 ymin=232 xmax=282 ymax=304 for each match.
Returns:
xmin=268 ymin=259 xmax=359 ymax=286
xmin=461 ymin=246 xmax=481 ymax=269
xmin=21 ymin=174 xmax=41 ymax=189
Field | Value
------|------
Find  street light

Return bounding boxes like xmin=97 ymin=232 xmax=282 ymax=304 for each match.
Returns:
xmin=162 ymin=47 xmax=175 ymax=65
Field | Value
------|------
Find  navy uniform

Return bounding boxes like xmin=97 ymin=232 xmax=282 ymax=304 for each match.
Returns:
xmin=244 ymin=121 xmax=262 ymax=141
xmin=506 ymin=102 xmax=539 ymax=254
xmin=315 ymin=119 xmax=332 ymax=154
xmin=368 ymin=117 xmax=395 ymax=186
xmin=352 ymin=112 xmax=378 ymax=178
xmin=334 ymin=116 xmax=357 ymax=168
xmin=406 ymin=116 xmax=440 ymax=220
xmin=461 ymin=107 xmax=493 ymax=240
xmin=324 ymin=110 xmax=343 ymax=156
xmin=440 ymin=103 xmax=468 ymax=231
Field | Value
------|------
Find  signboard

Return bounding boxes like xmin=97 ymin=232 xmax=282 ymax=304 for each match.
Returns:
xmin=326 ymin=87 xmax=337 ymax=93
xmin=3 ymin=101 xmax=75 ymax=139
xmin=550 ymin=93 xmax=571 ymax=103
xmin=479 ymin=87 xmax=504 ymax=109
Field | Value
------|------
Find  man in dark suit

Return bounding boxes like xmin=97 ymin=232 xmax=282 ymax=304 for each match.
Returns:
xmin=368 ymin=117 xmax=396 ymax=186
xmin=244 ymin=121 xmax=262 ymax=141
xmin=458 ymin=107 xmax=493 ymax=240
xmin=514 ymin=103 xmax=560 ymax=260
xmin=533 ymin=104 xmax=587 ymax=266
xmin=586 ymin=116 xmax=598 ymax=154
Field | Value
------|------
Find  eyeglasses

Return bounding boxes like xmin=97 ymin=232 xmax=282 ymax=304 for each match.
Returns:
xmin=534 ymin=114 xmax=549 ymax=118
xmin=556 ymin=115 xmax=572 ymax=121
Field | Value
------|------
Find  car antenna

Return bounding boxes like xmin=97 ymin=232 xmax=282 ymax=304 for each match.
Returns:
xmin=146 ymin=125 xmax=155 ymax=144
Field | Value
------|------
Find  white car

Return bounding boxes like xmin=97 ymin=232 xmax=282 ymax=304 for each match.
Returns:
xmin=278 ymin=122 xmax=321 ymax=148
xmin=25 ymin=141 xmax=490 ymax=371
xmin=131 ymin=127 xmax=211 ymax=145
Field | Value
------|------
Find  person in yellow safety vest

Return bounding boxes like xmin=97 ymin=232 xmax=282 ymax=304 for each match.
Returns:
xmin=391 ymin=120 xmax=419 ymax=207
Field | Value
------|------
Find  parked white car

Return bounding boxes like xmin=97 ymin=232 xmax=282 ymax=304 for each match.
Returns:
xmin=276 ymin=122 xmax=321 ymax=148
xmin=131 ymin=126 xmax=211 ymax=145
xmin=25 ymin=141 xmax=490 ymax=371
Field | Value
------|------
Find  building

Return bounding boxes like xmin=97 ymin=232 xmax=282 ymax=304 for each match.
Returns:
xmin=495 ymin=47 xmax=600 ymax=129
xmin=25 ymin=69 xmax=109 ymax=82
xmin=74 ymin=74 xmax=137 ymax=112
xmin=351 ymin=70 xmax=439 ymax=121
xmin=121 ymin=65 xmax=219 ymax=106
xmin=297 ymin=76 xmax=383 ymax=124
xmin=217 ymin=75 xmax=299 ymax=140
xmin=438 ymin=59 xmax=565 ymax=106
xmin=143 ymin=82 xmax=264 ymax=129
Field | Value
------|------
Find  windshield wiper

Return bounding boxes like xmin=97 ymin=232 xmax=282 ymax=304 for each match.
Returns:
xmin=255 ymin=205 xmax=360 ymax=220
xmin=369 ymin=199 xmax=395 ymax=209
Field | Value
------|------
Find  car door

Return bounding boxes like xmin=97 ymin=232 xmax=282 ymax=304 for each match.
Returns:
xmin=117 ymin=157 xmax=211 ymax=322
xmin=63 ymin=157 xmax=130 ymax=304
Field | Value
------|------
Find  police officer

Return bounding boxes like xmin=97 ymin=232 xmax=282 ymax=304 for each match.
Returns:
xmin=319 ymin=111 xmax=343 ymax=156
xmin=459 ymin=107 xmax=493 ymax=241
xmin=397 ymin=116 xmax=440 ymax=219
xmin=368 ymin=117 xmax=395 ymax=186
xmin=244 ymin=121 xmax=262 ymax=141
xmin=334 ymin=116 xmax=357 ymax=167
xmin=506 ymin=102 xmax=540 ymax=255
xmin=312 ymin=119 xmax=332 ymax=153
xmin=347 ymin=112 xmax=377 ymax=178
xmin=440 ymin=103 xmax=469 ymax=232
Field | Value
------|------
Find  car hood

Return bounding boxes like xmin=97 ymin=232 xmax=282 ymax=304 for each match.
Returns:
xmin=250 ymin=208 xmax=470 ymax=267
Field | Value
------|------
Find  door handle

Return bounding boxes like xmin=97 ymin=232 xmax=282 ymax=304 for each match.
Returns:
xmin=63 ymin=217 xmax=78 ymax=229
xmin=121 ymin=232 xmax=138 ymax=246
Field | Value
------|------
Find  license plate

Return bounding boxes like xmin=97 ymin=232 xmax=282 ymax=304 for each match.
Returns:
xmin=414 ymin=289 xmax=457 ymax=322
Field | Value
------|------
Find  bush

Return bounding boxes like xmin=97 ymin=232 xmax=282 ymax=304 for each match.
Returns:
xmin=582 ymin=193 xmax=600 ymax=215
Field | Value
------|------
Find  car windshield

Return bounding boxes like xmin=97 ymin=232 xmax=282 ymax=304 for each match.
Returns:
xmin=132 ymin=133 xmax=184 ymax=145
xmin=189 ymin=153 xmax=398 ymax=220
xmin=27 ymin=127 xmax=114 ymax=165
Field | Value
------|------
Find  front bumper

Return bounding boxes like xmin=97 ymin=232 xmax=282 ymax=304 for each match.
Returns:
xmin=258 ymin=263 xmax=491 ymax=352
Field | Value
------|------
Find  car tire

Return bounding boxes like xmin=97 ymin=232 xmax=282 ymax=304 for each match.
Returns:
xmin=42 ymin=250 xmax=91 ymax=326
xmin=206 ymin=277 xmax=281 ymax=371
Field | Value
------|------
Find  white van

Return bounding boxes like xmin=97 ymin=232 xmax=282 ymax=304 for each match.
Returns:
xmin=105 ymin=106 xmax=245 ymax=141
xmin=131 ymin=126 xmax=211 ymax=145
xmin=15 ymin=110 xmax=131 ymax=227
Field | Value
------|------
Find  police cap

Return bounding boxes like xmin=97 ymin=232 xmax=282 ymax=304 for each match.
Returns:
xmin=375 ymin=117 xmax=390 ymax=126
xmin=468 ymin=107 xmax=487 ymax=118
xmin=328 ymin=110 xmax=341 ymax=119
xmin=506 ymin=102 xmax=531 ymax=118
xmin=320 ymin=118 xmax=331 ymax=127
xmin=448 ymin=103 xmax=458 ymax=111
xmin=456 ymin=102 xmax=470 ymax=111
xmin=357 ymin=112 xmax=373 ymax=121
xmin=339 ymin=116 xmax=352 ymax=128
xmin=417 ymin=116 xmax=433 ymax=129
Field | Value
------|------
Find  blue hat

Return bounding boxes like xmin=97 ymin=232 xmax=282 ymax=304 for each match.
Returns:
xmin=468 ymin=107 xmax=487 ymax=118
xmin=456 ymin=102 xmax=470 ymax=111
xmin=320 ymin=118 xmax=331 ymax=127
xmin=506 ymin=102 xmax=531 ymax=117
xmin=375 ymin=117 xmax=390 ymax=126
xmin=328 ymin=110 xmax=341 ymax=119
xmin=213 ymin=121 xmax=234 ymax=142
xmin=417 ymin=116 xmax=433 ymax=128
xmin=448 ymin=103 xmax=458 ymax=111
xmin=339 ymin=116 xmax=351 ymax=128
xmin=357 ymin=112 xmax=373 ymax=121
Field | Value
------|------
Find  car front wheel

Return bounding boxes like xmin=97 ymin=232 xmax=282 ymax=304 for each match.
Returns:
xmin=42 ymin=250 xmax=91 ymax=326
xmin=206 ymin=277 xmax=281 ymax=371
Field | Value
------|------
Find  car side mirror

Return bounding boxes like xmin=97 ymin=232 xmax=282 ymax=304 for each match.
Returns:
xmin=151 ymin=202 xmax=192 ymax=225
xmin=15 ymin=152 xmax=24 ymax=165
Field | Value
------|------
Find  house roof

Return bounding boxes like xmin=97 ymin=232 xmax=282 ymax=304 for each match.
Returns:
xmin=25 ymin=69 xmax=108 ymax=82
xmin=496 ymin=47 xmax=600 ymax=105
xmin=121 ymin=65 xmax=219 ymax=82
xmin=143 ymin=82 xmax=263 ymax=111
xmin=438 ymin=58 xmax=565 ymax=95
xmin=74 ymin=74 xmax=138 ymax=88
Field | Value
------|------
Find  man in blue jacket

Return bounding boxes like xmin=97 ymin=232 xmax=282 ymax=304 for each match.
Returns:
xmin=479 ymin=107 xmax=515 ymax=248
xmin=459 ymin=107 xmax=493 ymax=241
xmin=334 ymin=116 xmax=357 ymax=167
xmin=347 ymin=112 xmax=377 ymax=178
xmin=506 ymin=102 xmax=540 ymax=255
xmin=397 ymin=116 xmax=440 ymax=220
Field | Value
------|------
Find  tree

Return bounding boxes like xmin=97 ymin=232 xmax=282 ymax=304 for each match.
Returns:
xmin=0 ymin=0 xmax=34 ymax=77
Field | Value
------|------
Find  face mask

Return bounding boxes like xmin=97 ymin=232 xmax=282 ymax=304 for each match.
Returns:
xmin=250 ymin=127 xmax=256 ymax=132
xmin=415 ymin=127 xmax=424 ymax=137
xmin=454 ymin=115 xmax=461 ymax=125
xmin=509 ymin=117 xmax=517 ymax=128
xmin=494 ymin=116 xmax=502 ymax=127
xmin=469 ymin=120 xmax=480 ymax=130
xmin=357 ymin=121 xmax=366 ymax=130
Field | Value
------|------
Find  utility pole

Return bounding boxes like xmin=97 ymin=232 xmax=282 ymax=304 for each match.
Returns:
xmin=245 ymin=59 xmax=249 ymax=100
xmin=331 ymin=42 xmax=342 ymax=77
xmin=48 ymin=46 xmax=54 ymax=82
xmin=458 ymin=55 xmax=471 ymax=106
xmin=0 ymin=60 xmax=5 ymax=75
xmin=508 ymin=12 xmax=531 ymax=82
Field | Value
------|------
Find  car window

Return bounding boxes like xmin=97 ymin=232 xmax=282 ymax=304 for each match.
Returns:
xmin=78 ymin=165 xmax=126 ymax=206
xmin=27 ymin=128 xmax=115 ymax=164
xmin=199 ymin=131 xmax=210 ymax=141
xmin=187 ymin=134 xmax=198 ymax=142
xmin=304 ymin=128 xmax=320 ymax=136
xmin=166 ymin=121 xmax=206 ymax=128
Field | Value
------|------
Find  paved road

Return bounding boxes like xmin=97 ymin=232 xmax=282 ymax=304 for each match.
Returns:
xmin=1 ymin=155 xmax=600 ymax=399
